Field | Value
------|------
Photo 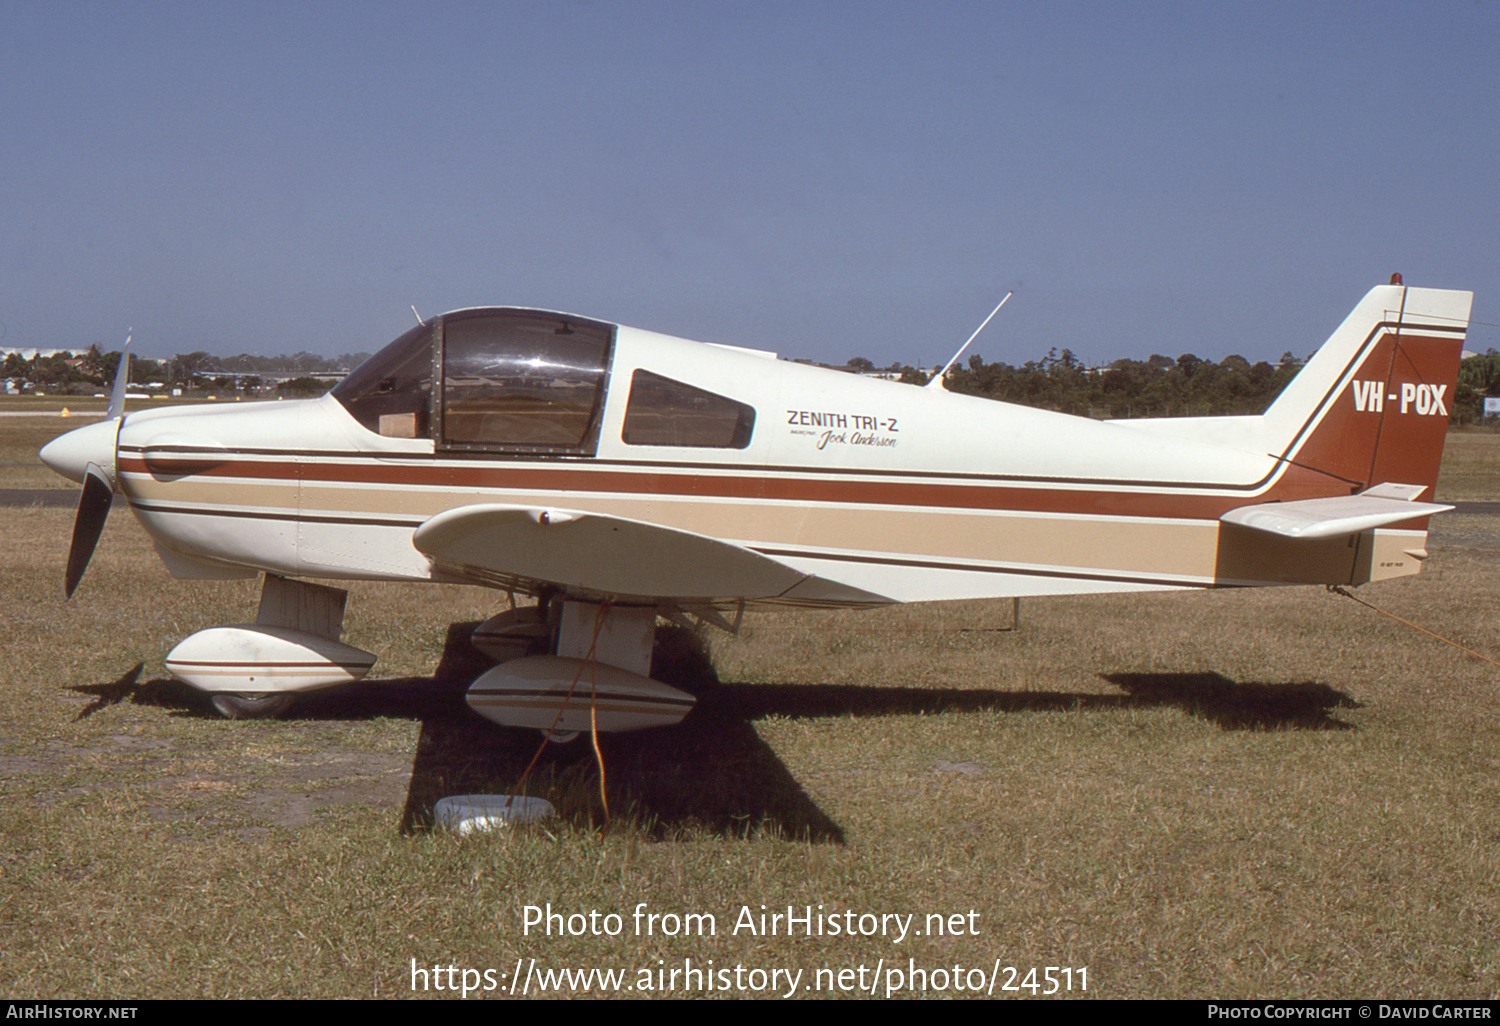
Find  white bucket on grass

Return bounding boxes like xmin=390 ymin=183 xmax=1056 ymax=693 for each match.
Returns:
xmin=434 ymin=794 xmax=555 ymax=835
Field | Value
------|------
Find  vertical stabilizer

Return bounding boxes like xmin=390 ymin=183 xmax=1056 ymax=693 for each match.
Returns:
xmin=1263 ymin=284 xmax=1470 ymax=500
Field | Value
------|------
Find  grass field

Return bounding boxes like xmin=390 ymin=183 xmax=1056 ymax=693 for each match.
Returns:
xmin=2 ymin=414 xmax=1498 ymax=999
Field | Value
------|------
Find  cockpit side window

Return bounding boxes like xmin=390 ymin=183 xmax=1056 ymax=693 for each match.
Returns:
xmin=621 ymin=370 xmax=756 ymax=448
xmin=329 ymin=322 xmax=433 ymax=438
xmin=438 ymin=311 xmax=612 ymax=454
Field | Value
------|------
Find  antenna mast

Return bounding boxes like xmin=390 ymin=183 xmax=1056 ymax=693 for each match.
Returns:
xmin=926 ymin=292 xmax=1012 ymax=390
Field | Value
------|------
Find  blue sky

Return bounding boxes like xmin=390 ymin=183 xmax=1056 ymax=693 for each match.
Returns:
xmin=4 ymin=0 xmax=1498 ymax=368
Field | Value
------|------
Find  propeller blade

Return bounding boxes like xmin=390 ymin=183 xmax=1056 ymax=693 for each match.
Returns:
xmin=63 ymin=331 xmax=132 ymax=598
xmin=65 ymin=466 xmax=113 ymax=599
xmin=106 ymin=331 xmax=131 ymax=421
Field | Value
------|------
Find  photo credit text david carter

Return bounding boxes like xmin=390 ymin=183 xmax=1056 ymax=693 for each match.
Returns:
xmin=407 ymin=902 xmax=1090 ymax=997
xmin=1209 ymin=1007 xmax=1492 ymax=1020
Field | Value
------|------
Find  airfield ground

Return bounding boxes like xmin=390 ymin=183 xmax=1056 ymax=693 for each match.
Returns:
xmin=2 ymin=406 xmax=1498 ymax=999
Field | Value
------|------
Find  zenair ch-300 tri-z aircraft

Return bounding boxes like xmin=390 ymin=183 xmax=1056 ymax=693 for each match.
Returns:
xmin=41 ymin=277 xmax=1470 ymax=732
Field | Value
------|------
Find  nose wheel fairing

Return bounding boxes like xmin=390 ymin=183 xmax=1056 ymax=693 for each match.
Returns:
xmin=164 ymin=574 xmax=375 ymax=718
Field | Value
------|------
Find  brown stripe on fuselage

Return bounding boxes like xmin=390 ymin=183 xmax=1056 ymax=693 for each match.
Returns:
xmin=118 ymin=452 xmax=1346 ymax=522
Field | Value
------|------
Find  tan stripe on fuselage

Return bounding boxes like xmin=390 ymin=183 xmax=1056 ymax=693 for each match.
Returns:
xmin=129 ymin=465 xmax=1226 ymax=581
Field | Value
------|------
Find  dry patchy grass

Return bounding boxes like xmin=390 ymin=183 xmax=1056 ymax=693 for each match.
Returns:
xmin=2 ymin=426 xmax=1499 ymax=999
xmin=1437 ymin=431 xmax=1500 ymax=502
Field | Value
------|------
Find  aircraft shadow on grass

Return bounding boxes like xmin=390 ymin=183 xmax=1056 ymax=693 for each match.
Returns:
xmin=68 ymin=625 xmax=1360 ymax=844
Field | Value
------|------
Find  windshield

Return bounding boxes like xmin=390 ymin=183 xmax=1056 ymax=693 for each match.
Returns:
xmin=330 ymin=322 xmax=433 ymax=438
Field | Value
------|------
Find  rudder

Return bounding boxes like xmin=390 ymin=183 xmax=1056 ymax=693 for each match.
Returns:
xmin=1263 ymin=282 xmax=1471 ymax=502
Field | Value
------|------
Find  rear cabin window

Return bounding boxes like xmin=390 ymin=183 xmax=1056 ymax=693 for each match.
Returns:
xmin=620 ymin=370 xmax=755 ymax=449
xmin=439 ymin=311 xmax=612 ymax=453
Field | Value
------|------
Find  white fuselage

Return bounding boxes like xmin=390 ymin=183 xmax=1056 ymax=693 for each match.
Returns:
xmin=108 ymin=309 xmax=1425 ymax=607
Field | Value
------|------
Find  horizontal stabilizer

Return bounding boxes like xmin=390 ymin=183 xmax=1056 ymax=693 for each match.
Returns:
xmin=1220 ymin=488 xmax=1451 ymax=541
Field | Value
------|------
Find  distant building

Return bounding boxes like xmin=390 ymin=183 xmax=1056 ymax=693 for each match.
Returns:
xmin=1 ymin=347 xmax=72 ymax=361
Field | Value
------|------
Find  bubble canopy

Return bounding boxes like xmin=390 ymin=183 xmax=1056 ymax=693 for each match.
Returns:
xmin=330 ymin=310 xmax=613 ymax=453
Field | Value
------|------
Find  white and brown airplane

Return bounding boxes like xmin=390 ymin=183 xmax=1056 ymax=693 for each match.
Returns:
xmin=40 ymin=278 xmax=1470 ymax=732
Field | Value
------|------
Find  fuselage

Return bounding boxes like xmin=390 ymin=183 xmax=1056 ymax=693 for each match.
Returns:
xmin=72 ymin=291 xmax=1458 ymax=607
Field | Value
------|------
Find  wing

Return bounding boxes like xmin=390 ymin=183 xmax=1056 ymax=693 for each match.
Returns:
xmin=412 ymin=503 xmax=891 ymax=606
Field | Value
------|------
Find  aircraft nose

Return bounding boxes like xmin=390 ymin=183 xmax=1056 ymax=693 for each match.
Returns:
xmin=40 ymin=418 xmax=117 ymax=485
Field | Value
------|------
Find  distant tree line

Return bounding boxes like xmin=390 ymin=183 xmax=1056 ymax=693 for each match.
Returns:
xmin=840 ymin=347 xmax=1500 ymax=425
xmin=941 ymin=348 xmax=1306 ymax=419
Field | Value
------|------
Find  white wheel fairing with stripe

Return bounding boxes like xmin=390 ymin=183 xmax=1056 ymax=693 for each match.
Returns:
xmin=164 ymin=625 xmax=377 ymax=694
xmin=467 ymin=656 xmax=695 ymax=733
